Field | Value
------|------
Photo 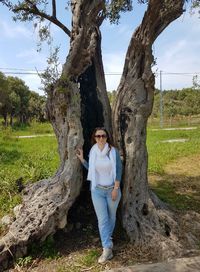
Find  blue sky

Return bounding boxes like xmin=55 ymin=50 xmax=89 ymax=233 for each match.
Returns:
xmin=0 ymin=1 xmax=200 ymax=95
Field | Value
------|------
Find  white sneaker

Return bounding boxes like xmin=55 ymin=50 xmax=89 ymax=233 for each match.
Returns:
xmin=98 ymin=248 xmax=113 ymax=264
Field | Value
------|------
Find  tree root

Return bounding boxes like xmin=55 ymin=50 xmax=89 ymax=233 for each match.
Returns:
xmin=0 ymin=166 xmax=82 ymax=271
xmin=125 ymin=191 xmax=200 ymax=261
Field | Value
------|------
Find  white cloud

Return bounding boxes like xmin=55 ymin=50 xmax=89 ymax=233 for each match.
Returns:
xmin=104 ymin=52 xmax=125 ymax=73
xmin=103 ymin=32 xmax=200 ymax=92
xmin=20 ymin=74 xmax=44 ymax=95
xmin=103 ymin=52 xmax=125 ymax=91
xmin=16 ymin=49 xmax=47 ymax=66
xmin=118 ymin=24 xmax=133 ymax=39
xmin=0 ymin=59 xmax=9 ymax=69
xmin=0 ymin=20 xmax=33 ymax=39
xmin=152 ymin=8 xmax=200 ymax=90
xmin=154 ymin=38 xmax=200 ymax=90
xmin=160 ymin=40 xmax=187 ymax=63
xmin=1 ymin=4 xmax=199 ymax=95
xmin=105 ymin=74 xmax=121 ymax=92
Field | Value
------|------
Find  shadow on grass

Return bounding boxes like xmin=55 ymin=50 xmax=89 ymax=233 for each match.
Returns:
xmin=149 ymin=173 xmax=200 ymax=213
xmin=0 ymin=147 xmax=21 ymax=164
xmin=11 ymin=122 xmax=31 ymax=131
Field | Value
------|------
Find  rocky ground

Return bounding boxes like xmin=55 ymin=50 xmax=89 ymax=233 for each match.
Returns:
xmin=107 ymin=255 xmax=200 ymax=272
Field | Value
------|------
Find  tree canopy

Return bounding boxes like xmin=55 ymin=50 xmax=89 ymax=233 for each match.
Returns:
xmin=0 ymin=72 xmax=46 ymax=125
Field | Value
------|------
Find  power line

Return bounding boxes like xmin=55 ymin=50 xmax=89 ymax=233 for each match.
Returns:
xmin=0 ymin=67 xmax=41 ymax=71
xmin=1 ymin=72 xmax=200 ymax=76
xmin=2 ymin=72 xmax=40 ymax=75
xmin=1 ymin=68 xmax=200 ymax=76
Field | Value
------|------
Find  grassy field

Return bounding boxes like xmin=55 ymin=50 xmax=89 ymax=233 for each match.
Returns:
xmin=1 ymin=122 xmax=200 ymax=272
xmin=147 ymin=126 xmax=200 ymax=212
xmin=0 ymin=122 xmax=59 ymax=218
xmin=147 ymin=126 xmax=200 ymax=174
xmin=0 ymin=122 xmax=200 ymax=218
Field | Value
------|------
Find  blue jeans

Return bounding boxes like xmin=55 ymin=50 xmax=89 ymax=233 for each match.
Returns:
xmin=91 ymin=187 xmax=121 ymax=249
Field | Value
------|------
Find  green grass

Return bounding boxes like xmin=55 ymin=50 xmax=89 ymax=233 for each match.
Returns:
xmin=147 ymin=126 xmax=200 ymax=212
xmin=16 ymin=236 xmax=61 ymax=269
xmin=79 ymin=249 xmax=99 ymax=266
xmin=0 ymin=122 xmax=59 ymax=218
xmin=0 ymin=120 xmax=54 ymax=136
xmin=29 ymin=235 xmax=61 ymax=260
xmin=54 ymin=249 xmax=101 ymax=272
xmin=150 ymin=178 xmax=200 ymax=211
xmin=1 ymin=121 xmax=200 ymax=270
xmin=147 ymin=126 xmax=200 ymax=174
xmin=1 ymin=121 xmax=200 ymax=218
xmin=16 ymin=256 xmax=33 ymax=268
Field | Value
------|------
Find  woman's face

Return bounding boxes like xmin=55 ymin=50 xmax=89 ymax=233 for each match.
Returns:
xmin=94 ymin=129 xmax=107 ymax=144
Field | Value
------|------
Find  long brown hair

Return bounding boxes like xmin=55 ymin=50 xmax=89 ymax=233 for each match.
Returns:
xmin=91 ymin=127 xmax=113 ymax=151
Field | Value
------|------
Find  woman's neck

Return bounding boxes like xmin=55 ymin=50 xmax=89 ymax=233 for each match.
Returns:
xmin=97 ymin=143 xmax=106 ymax=151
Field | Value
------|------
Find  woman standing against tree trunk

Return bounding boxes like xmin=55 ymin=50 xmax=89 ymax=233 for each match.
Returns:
xmin=76 ymin=127 xmax=122 ymax=263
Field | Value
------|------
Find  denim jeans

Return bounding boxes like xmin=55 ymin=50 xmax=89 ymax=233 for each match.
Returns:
xmin=91 ymin=186 xmax=121 ymax=249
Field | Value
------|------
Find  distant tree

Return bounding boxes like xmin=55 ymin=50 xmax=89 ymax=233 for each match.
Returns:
xmin=7 ymin=76 xmax=30 ymax=124
xmin=8 ymin=90 xmax=21 ymax=126
xmin=0 ymin=72 xmax=10 ymax=126
xmin=191 ymin=0 xmax=200 ymax=11
xmin=0 ymin=72 xmax=47 ymax=126
xmin=152 ymin=88 xmax=200 ymax=118
xmin=107 ymin=90 xmax=117 ymax=107
xmin=28 ymin=91 xmax=47 ymax=122
xmin=193 ymin=75 xmax=200 ymax=89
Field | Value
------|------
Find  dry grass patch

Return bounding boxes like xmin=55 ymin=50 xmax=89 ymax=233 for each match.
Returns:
xmin=149 ymin=154 xmax=200 ymax=212
xmin=164 ymin=154 xmax=200 ymax=177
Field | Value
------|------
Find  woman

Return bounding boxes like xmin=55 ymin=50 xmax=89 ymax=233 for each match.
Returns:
xmin=76 ymin=127 xmax=122 ymax=264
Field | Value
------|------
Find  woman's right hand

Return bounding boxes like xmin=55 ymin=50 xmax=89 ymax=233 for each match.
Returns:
xmin=76 ymin=148 xmax=84 ymax=163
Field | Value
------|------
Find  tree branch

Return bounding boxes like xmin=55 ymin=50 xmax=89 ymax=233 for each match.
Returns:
xmin=52 ymin=0 xmax=56 ymax=18
xmin=13 ymin=0 xmax=71 ymax=37
xmin=63 ymin=0 xmax=105 ymax=77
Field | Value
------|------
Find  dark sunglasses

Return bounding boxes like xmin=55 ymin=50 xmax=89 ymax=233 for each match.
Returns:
xmin=95 ymin=134 xmax=107 ymax=139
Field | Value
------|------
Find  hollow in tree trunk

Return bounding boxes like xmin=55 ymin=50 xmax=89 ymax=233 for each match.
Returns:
xmin=0 ymin=1 xmax=110 ymax=270
xmin=1 ymin=1 xmax=200 ymax=270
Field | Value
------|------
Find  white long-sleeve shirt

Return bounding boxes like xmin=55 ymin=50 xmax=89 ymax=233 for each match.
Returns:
xmin=95 ymin=155 xmax=113 ymax=186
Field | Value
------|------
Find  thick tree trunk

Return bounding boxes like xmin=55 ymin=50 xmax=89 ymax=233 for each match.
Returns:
xmin=0 ymin=1 xmax=110 ymax=270
xmin=9 ymin=113 xmax=13 ymax=126
xmin=113 ymin=0 xmax=200 ymax=259
xmin=2 ymin=113 xmax=8 ymax=127
xmin=0 ymin=79 xmax=84 ymax=272
xmin=2 ymin=107 xmax=8 ymax=127
xmin=2 ymin=0 xmax=199 ymax=270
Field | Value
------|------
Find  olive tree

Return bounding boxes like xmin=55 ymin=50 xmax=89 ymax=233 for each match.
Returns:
xmin=0 ymin=1 xmax=199 ymax=270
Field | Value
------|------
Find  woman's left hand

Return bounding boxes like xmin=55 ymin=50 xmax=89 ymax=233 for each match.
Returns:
xmin=111 ymin=189 xmax=118 ymax=201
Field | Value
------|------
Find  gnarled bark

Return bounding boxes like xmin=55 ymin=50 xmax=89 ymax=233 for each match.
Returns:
xmin=1 ymin=0 xmax=200 ymax=270
xmin=0 ymin=1 xmax=111 ymax=270
xmin=112 ymin=0 xmax=199 ymax=259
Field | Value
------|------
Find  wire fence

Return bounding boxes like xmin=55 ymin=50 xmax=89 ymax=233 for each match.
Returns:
xmin=148 ymin=115 xmax=200 ymax=128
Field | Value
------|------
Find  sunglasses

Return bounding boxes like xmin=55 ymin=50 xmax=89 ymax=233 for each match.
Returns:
xmin=95 ymin=134 xmax=107 ymax=139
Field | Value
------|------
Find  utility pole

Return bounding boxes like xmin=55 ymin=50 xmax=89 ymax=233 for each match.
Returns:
xmin=160 ymin=70 xmax=163 ymax=128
